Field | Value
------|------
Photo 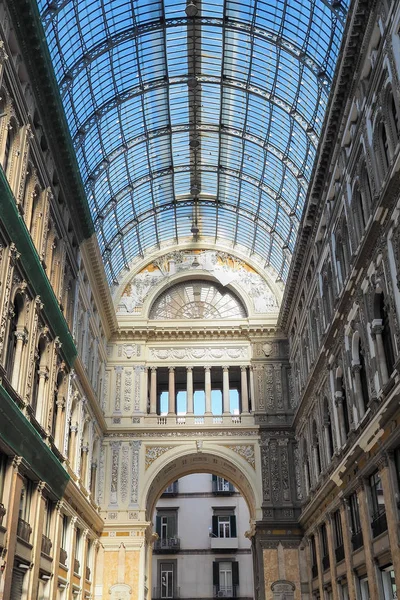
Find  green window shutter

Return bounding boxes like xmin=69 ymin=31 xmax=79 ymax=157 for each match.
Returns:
xmin=167 ymin=514 xmax=177 ymax=538
xmin=232 ymin=562 xmax=239 ymax=586
xmin=212 ymin=475 xmax=217 ymax=482
xmin=228 ymin=481 xmax=234 ymax=492
xmin=230 ymin=515 xmax=237 ymax=538
xmin=212 ymin=515 xmax=218 ymax=537
xmin=155 ymin=516 xmax=161 ymax=536
xmin=213 ymin=562 xmax=219 ymax=586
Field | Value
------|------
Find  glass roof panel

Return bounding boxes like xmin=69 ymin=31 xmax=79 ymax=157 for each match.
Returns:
xmin=38 ymin=0 xmax=349 ymax=284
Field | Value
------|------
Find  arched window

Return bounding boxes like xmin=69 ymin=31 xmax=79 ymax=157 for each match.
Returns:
xmin=323 ymin=397 xmax=334 ymax=460
xmin=380 ymin=122 xmax=390 ymax=172
xmin=303 ymin=439 xmax=311 ymax=495
xmin=4 ymin=295 xmax=23 ymax=380
xmin=31 ymin=336 xmax=47 ymax=416
xmin=312 ymin=420 xmax=322 ymax=477
xmin=376 ymin=292 xmax=395 ymax=378
xmin=2 ymin=126 xmax=13 ymax=176
xmin=353 ymin=335 xmax=369 ymax=417
xmin=391 ymin=95 xmax=400 ymax=140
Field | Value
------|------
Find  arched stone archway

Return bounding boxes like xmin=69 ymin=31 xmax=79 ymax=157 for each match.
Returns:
xmin=142 ymin=447 xmax=262 ymax=523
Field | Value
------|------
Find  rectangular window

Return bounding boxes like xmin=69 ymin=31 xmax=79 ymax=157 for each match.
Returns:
xmin=333 ymin=511 xmax=345 ymax=562
xmin=381 ymin=566 xmax=397 ymax=600
xmin=212 ymin=514 xmax=237 ymax=538
xmin=159 ymin=561 xmax=176 ymax=599
xmin=212 ymin=475 xmax=234 ymax=494
xmin=213 ymin=561 xmax=239 ymax=597
xmin=358 ymin=578 xmax=369 ymax=600
xmin=369 ymin=471 xmax=387 ymax=537
xmin=310 ymin=535 xmax=318 ymax=579
xmin=349 ymin=493 xmax=363 ymax=551
xmin=339 ymin=584 xmax=349 ymax=600
xmin=320 ymin=524 xmax=330 ymax=571
xmin=155 ymin=511 xmax=179 ymax=551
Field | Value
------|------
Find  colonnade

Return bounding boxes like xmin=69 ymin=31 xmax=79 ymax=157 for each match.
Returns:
xmin=147 ymin=365 xmax=251 ymax=416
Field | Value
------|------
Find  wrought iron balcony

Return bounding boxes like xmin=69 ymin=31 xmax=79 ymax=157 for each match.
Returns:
xmin=153 ymin=537 xmax=181 ymax=553
xmin=153 ymin=586 xmax=180 ymax=599
xmin=214 ymin=585 xmax=238 ymax=598
xmin=41 ymin=534 xmax=52 ymax=556
xmin=59 ymin=547 xmax=68 ymax=566
xmin=335 ymin=544 xmax=345 ymax=563
xmin=351 ymin=530 xmax=363 ymax=551
xmin=17 ymin=518 xmax=32 ymax=543
xmin=371 ymin=510 xmax=387 ymax=538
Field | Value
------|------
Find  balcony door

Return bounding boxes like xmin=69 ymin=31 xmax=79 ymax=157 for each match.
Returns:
xmin=160 ymin=562 xmax=175 ymax=599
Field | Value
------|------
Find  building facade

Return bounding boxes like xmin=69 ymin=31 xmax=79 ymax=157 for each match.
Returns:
xmin=0 ymin=0 xmax=399 ymax=599
xmin=152 ymin=474 xmax=253 ymax=600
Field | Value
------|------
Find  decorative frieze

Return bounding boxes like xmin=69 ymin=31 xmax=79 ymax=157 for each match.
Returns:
xmin=134 ymin=366 xmax=141 ymax=412
xmin=270 ymin=441 xmax=280 ymax=504
xmin=110 ymin=442 xmax=121 ymax=506
xmin=225 ymin=445 xmax=255 ymax=469
xmin=149 ymin=346 xmax=248 ymax=361
xmin=114 ymin=366 xmax=123 ymax=412
xmin=120 ymin=444 xmax=129 ymax=503
xmin=124 ymin=369 xmax=132 ymax=412
xmin=97 ymin=443 xmax=106 ymax=505
xmin=130 ymin=441 xmax=141 ymax=505
xmin=145 ymin=446 xmax=174 ymax=470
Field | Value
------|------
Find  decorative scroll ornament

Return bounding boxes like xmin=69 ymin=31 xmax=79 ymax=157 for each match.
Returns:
xmin=150 ymin=346 xmax=247 ymax=361
xmin=145 ymin=446 xmax=174 ymax=470
xmin=225 ymin=445 xmax=255 ymax=469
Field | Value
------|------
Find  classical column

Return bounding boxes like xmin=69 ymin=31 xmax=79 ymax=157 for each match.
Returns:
xmin=69 ymin=424 xmax=78 ymax=471
xmin=1 ymin=457 xmax=24 ymax=600
xmin=11 ymin=329 xmax=27 ymax=391
xmin=356 ymin=480 xmax=379 ymax=599
xmin=371 ymin=321 xmax=389 ymax=385
xmin=313 ymin=530 xmax=325 ymax=600
xmin=222 ymin=367 xmax=230 ymax=414
xmin=49 ymin=501 xmax=65 ymax=599
xmin=351 ymin=363 xmax=365 ymax=420
xmin=339 ymin=500 xmax=357 ymax=600
xmin=35 ymin=366 xmax=49 ymax=425
xmin=187 ymin=367 xmax=194 ymax=414
xmin=142 ymin=366 xmax=149 ymax=413
xmin=54 ymin=396 xmax=65 ymax=449
xmin=241 ymin=366 xmax=249 ymax=414
xmin=249 ymin=366 xmax=255 ymax=412
xmin=335 ymin=392 xmax=347 ymax=446
xmin=312 ymin=443 xmax=320 ymax=478
xmin=150 ymin=367 xmax=157 ymax=414
xmin=377 ymin=455 xmax=400 ymax=578
xmin=325 ymin=515 xmax=339 ymax=600
xmin=80 ymin=445 xmax=89 ymax=488
xmin=168 ymin=367 xmax=175 ymax=415
xmin=26 ymin=481 xmax=46 ymax=600
xmin=205 ymin=367 xmax=212 ymax=414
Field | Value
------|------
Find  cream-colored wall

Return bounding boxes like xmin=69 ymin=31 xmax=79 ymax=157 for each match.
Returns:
xmin=152 ymin=474 xmax=253 ymax=599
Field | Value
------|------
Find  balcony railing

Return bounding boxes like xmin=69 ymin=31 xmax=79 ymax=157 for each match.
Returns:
xmin=0 ymin=503 xmax=6 ymax=526
xmin=371 ymin=511 xmax=388 ymax=538
xmin=351 ymin=530 xmax=363 ymax=551
xmin=41 ymin=534 xmax=52 ymax=556
xmin=17 ymin=518 xmax=32 ymax=543
xmin=153 ymin=586 xmax=180 ymax=599
xmin=311 ymin=564 xmax=318 ymax=579
xmin=86 ymin=566 xmax=91 ymax=581
xmin=335 ymin=544 xmax=345 ymax=563
xmin=74 ymin=558 xmax=80 ymax=575
xmin=154 ymin=537 xmax=181 ymax=552
xmin=59 ymin=547 xmax=68 ymax=566
xmin=322 ymin=555 xmax=330 ymax=571
xmin=214 ymin=585 xmax=238 ymax=598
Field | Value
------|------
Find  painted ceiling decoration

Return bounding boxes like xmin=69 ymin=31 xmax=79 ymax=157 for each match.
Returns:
xmin=37 ymin=0 xmax=348 ymax=285
xmin=117 ymin=249 xmax=279 ymax=316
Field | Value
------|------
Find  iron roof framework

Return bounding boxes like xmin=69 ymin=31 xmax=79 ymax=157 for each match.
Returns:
xmin=38 ymin=0 xmax=348 ymax=285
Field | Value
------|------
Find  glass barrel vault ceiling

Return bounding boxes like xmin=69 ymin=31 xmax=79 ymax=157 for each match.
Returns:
xmin=37 ymin=0 xmax=348 ymax=285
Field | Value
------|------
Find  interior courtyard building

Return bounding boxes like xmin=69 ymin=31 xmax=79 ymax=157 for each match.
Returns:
xmin=1 ymin=0 xmax=400 ymax=598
